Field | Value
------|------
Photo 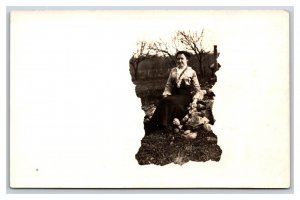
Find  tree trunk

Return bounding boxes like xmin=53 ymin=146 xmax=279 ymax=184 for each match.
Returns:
xmin=200 ymin=53 xmax=204 ymax=78
xmin=196 ymin=53 xmax=204 ymax=79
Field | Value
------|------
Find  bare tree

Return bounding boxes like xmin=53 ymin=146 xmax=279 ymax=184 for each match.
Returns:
xmin=148 ymin=39 xmax=177 ymax=67
xmin=131 ymin=29 xmax=211 ymax=80
xmin=176 ymin=29 xmax=209 ymax=78
xmin=171 ymin=35 xmax=182 ymax=53
xmin=129 ymin=41 xmax=151 ymax=81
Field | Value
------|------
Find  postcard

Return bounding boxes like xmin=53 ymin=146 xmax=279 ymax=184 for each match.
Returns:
xmin=10 ymin=9 xmax=290 ymax=188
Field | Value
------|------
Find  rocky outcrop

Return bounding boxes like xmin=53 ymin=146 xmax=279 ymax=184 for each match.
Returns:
xmin=136 ymin=88 xmax=222 ymax=165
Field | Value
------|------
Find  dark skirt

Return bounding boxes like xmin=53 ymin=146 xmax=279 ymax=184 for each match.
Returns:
xmin=146 ymin=87 xmax=192 ymax=132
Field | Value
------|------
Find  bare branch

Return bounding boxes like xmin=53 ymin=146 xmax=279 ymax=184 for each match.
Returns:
xmin=175 ymin=29 xmax=209 ymax=78
xmin=147 ymin=39 xmax=176 ymax=66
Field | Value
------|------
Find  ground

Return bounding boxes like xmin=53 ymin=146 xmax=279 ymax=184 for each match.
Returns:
xmin=135 ymin=124 xmax=222 ymax=166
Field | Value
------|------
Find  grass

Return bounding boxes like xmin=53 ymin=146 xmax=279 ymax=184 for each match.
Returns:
xmin=135 ymin=126 xmax=222 ymax=166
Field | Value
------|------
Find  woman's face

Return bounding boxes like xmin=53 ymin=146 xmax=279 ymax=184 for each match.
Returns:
xmin=176 ymin=53 xmax=188 ymax=68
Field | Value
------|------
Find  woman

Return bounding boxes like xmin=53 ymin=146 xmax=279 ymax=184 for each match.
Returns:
xmin=145 ymin=51 xmax=202 ymax=135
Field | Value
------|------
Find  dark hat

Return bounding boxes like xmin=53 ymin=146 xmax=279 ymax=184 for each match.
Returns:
xmin=175 ymin=51 xmax=191 ymax=59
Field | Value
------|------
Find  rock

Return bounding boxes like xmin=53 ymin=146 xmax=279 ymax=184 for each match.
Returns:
xmin=173 ymin=156 xmax=185 ymax=165
xmin=203 ymin=123 xmax=212 ymax=131
xmin=144 ymin=117 xmax=150 ymax=123
xmin=206 ymin=89 xmax=215 ymax=98
xmin=188 ymin=107 xmax=197 ymax=115
xmin=182 ymin=130 xmax=197 ymax=139
xmin=200 ymin=117 xmax=210 ymax=125
xmin=183 ymin=130 xmax=191 ymax=135
xmin=142 ymin=104 xmax=156 ymax=118
xmin=189 ymin=102 xmax=197 ymax=109
xmin=186 ymin=115 xmax=202 ymax=128
xmin=198 ymin=90 xmax=207 ymax=100
xmin=181 ymin=115 xmax=189 ymax=123
xmin=197 ymin=103 xmax=206 ymax=110
xmin=206 ymin=100 xmax=214 ymax=109
xmin=204 ymin=109 xmax=215 ymax=125
xmin=206 ymin=136 xmax=217 ymax=143
xmin=185 ymin=112 xmax=208 ymax=128
xmin=183 ymin=132 xmax=197 ymax=139
xmin=173 ymin=118 xmax=181 ymax=126
xmin=198 ymin=110 xmax=206 ymax=117
xmin=173 ymin=128 xmax=180 ymax=134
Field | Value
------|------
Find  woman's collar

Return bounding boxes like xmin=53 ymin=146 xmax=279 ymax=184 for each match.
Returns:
xmin=176 ymin=65 xmax=188 ymax=70
xmin=176 ymin=66 xmax=191 ymax=71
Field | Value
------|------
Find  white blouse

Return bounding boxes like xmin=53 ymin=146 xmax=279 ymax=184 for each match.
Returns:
xmin=162 ymin=66 xmax=203 ymax=101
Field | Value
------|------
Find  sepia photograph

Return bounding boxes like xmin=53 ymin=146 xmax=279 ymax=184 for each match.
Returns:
xmin=130 ymin=31 xmax=222 ymax=165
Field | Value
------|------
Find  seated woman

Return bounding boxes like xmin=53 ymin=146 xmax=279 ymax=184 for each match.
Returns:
xmin=145 ymin=51 xmax=202 ymax=135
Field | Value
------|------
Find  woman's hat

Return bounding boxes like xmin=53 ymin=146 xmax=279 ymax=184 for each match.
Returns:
xmin=175 ymin=51 xmax=191 ymax=59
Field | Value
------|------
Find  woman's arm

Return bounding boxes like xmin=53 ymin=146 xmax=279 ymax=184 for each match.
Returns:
xmin=191 ymin=71 xmax=203 ymax=103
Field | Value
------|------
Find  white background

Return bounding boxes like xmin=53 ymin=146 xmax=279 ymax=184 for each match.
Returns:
xmin=1 ymin=0 xmax=299 ymax=200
